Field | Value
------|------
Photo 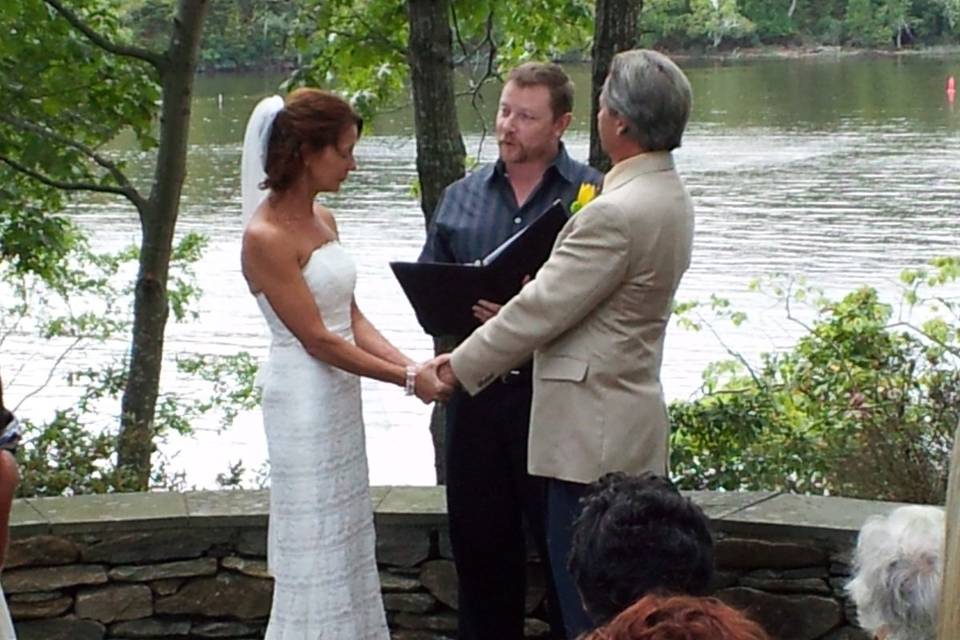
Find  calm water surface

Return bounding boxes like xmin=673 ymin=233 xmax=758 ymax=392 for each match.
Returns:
xmin=6 ymin=56 xmax=960 ymax=487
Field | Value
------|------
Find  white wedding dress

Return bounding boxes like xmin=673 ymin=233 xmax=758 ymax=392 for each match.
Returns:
xmin=256 ymin=241 xmax=389 ymax=640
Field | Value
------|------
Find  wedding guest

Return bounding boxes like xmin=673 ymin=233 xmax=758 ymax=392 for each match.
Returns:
xmin=847 ymin=505 xmax=944 ymax=640
xmin=581 ymin=594 xmax=769 ymax=640
xmin=569 ymin=472 xmax=713 ymax=627
xmin=0 ymin=376 xmax=20 ymax=639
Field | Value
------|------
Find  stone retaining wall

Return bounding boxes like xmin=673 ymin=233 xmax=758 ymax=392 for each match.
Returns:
xmin=5 ymin=487 xmax=908 ymax=639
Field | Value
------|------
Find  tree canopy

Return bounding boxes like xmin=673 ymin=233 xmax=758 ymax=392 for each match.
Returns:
xmin=289 ymin=0 xmax=595 ymax=120
xmin=0 ymin=0 xmax=158 ymax=285
xmin=2 ymin=0 xmax=209 ymax=490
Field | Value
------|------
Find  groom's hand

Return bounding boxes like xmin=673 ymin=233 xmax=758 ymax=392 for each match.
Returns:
xmin=435 ymin=354 xmax=459 ymax=388
xmin=414 ymin=358 xmax=454 ymax=404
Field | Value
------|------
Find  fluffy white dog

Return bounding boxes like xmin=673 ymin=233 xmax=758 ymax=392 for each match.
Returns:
xmin=847 ymin=505 xmax=945 ymax=640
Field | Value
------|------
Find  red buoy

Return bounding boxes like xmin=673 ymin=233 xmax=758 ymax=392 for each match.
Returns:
xmin=948 ymin=75 xmax=957 ymax=102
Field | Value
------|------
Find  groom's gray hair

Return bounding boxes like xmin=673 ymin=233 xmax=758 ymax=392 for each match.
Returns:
xmin=846 ymin=505 xmax=944 ymax=640
xmin=600 ymin=49 xmax=692 ymax=152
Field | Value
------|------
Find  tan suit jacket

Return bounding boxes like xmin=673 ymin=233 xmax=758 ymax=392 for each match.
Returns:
xmin=450 ymin=151 xmax=694 ymax=484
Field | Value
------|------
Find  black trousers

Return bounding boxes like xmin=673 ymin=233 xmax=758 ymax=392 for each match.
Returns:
xmin=444 ymin=378 xmax=562 ymax=640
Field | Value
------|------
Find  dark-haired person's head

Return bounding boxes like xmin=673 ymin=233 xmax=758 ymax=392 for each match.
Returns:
xmin=0 ymin=376 xmax=19 ymax=453
xmin=261 ymin=88 xmax=363 ymax=194
xmin=583 ymin=594 xmax=769 ymax=640
xmin=0 ymin=375 xmax=10 ymax=428
xmin=569 ymin=472 xmax=714 ymax=625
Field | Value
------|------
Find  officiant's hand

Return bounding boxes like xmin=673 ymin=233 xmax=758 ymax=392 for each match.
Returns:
xmin=472 ymin=299 xmax=502 ymax=323
xmin=472 ymin=276 xmax=531 ymax=323
xmin=414 ymin=358 xmax=454 ymax=404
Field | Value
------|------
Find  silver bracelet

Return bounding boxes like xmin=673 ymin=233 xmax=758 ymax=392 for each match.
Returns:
xmin=404 ymin=364 xmax=418 ymax=396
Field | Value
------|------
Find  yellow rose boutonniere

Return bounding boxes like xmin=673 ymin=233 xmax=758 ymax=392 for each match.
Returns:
xmin=570 ymin=182 xmax=598 ymax=214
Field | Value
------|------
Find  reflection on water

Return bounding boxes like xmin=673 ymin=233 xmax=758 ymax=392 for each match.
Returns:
xmin=5 ymin=56 xmax=960 ymax=488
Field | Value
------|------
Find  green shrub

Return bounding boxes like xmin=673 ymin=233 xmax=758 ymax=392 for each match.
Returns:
xmin=3 ymin=236 xmax=260 ymax=497
xmin=671 ymin=258 xmax=960 ymax=504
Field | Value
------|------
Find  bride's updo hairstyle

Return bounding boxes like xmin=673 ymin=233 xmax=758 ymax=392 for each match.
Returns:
xmin=261 ymin=88 xmax=363 ymax=193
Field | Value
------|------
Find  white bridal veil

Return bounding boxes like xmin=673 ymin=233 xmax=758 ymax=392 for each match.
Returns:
xmin=240 ymin=94 xmax=285 ymax=226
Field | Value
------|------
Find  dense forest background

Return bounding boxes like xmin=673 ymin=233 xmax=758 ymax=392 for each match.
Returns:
xmin=117 ymin=0 xmax=960 ymax=73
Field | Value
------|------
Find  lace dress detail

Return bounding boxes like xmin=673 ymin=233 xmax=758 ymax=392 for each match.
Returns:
xmin=255 ymin=242 xmax=388 ymax=639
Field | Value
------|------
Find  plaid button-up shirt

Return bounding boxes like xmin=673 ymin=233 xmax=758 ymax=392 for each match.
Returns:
xmin=418 ymin=143 xmax=603 ymax=266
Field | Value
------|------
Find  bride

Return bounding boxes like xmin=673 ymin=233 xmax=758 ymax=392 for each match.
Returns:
xmin=239 ymin=89 xmax=450 ymax=638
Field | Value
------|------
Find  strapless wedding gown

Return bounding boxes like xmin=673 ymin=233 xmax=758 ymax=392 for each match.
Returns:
xmin=255 ymin=242 xmax=388 ymax=640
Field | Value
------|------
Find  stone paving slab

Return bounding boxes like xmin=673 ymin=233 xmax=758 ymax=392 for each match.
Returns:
xmin=683 ymin=490 xmax=780 ymax=519
xmin=370 ymin=486 xmax=390 ymax=510
xmin=31 ymin=492 xmax=189 ymax=535
xmin=9 ymin=499 xmax=50 ymax=538
xmin=9 ymin=486 xmax=920 ymax=545
xmin=184 ymin=490 xmax=269 ymax=528
xmin=376 ymin=486 xmax=446 ymax=526
xmin=715 ymin=493 xmax=913 ymax=545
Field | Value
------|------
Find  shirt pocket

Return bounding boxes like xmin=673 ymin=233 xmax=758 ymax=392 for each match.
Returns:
xmin=537 ymin=355 xmax=589 ymax=382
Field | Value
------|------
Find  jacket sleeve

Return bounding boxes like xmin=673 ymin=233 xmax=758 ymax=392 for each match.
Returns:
xmin=450 ymin=199 xmax=630 ymax=394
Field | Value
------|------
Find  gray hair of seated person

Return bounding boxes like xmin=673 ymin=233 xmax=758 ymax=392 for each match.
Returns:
xmin=599 ymin=49 xmax=692 ymax=152
xmin=846 ymin=505 xmax=944 ymax=640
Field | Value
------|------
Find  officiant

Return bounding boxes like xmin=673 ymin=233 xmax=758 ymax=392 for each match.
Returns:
xmin=417 ymin=62 xmax=601 ymax=640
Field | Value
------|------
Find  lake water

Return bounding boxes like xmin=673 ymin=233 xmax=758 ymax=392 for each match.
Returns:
xmin=5 ymin=55 xmax=960 ymax=488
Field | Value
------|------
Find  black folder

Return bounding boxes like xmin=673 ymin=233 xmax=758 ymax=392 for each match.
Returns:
xmin=391 ymin=200 xmax=570 ymax=336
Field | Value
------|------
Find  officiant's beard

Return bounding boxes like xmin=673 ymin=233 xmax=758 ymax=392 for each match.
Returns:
xmin=498 ymin=139 xmax=553 ymax=165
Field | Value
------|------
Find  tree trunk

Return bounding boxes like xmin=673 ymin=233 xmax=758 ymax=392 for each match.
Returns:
xmin=405 ymin=0 xmax=465 ymax=484
xmin=117 ymin=0 xmax=209 ymax=490
xmin=406 ymin=0 xmax=465 ymax=226
xmin=589 ymin=0 xmax=643 ymax=173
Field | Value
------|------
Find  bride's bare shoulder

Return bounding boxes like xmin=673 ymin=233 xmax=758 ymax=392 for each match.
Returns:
xmin=242 ymin=214 xmax=293 ymax=265
xmin=313 ymin=203 xmax=339 ymax=237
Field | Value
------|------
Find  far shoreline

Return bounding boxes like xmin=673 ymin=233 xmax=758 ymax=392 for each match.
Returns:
xmin=197 ymin=44 xmax=960 ymax=76
xmin=669 ymin=43 xmax=960 ymax=62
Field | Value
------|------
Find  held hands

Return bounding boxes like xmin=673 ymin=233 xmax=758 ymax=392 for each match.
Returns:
xmin=435 ymin=354 xmax=458 ymax=388
xmin=413 ymin=355 xmax=459 ymax=404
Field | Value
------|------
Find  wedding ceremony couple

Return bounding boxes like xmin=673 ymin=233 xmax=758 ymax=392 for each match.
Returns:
xmin=240 ymin=48 xmax=694 ymax=639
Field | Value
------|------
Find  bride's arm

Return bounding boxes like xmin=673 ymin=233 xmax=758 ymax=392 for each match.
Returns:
xmin=351 ymin=301 xmax=415 ymax=367
xmin=243 ymin=231 xmax=406 ymax=387
xmin=316 ymin=204 xmax=414 ymax=368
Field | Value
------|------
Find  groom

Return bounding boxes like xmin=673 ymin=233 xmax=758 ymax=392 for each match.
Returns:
xmin=420 ymin=49 xmax=695 ymax=638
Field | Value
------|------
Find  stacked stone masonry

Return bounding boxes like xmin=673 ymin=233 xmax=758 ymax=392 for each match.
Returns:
xmin=5 ymin=487 xmax=911 ymax=639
